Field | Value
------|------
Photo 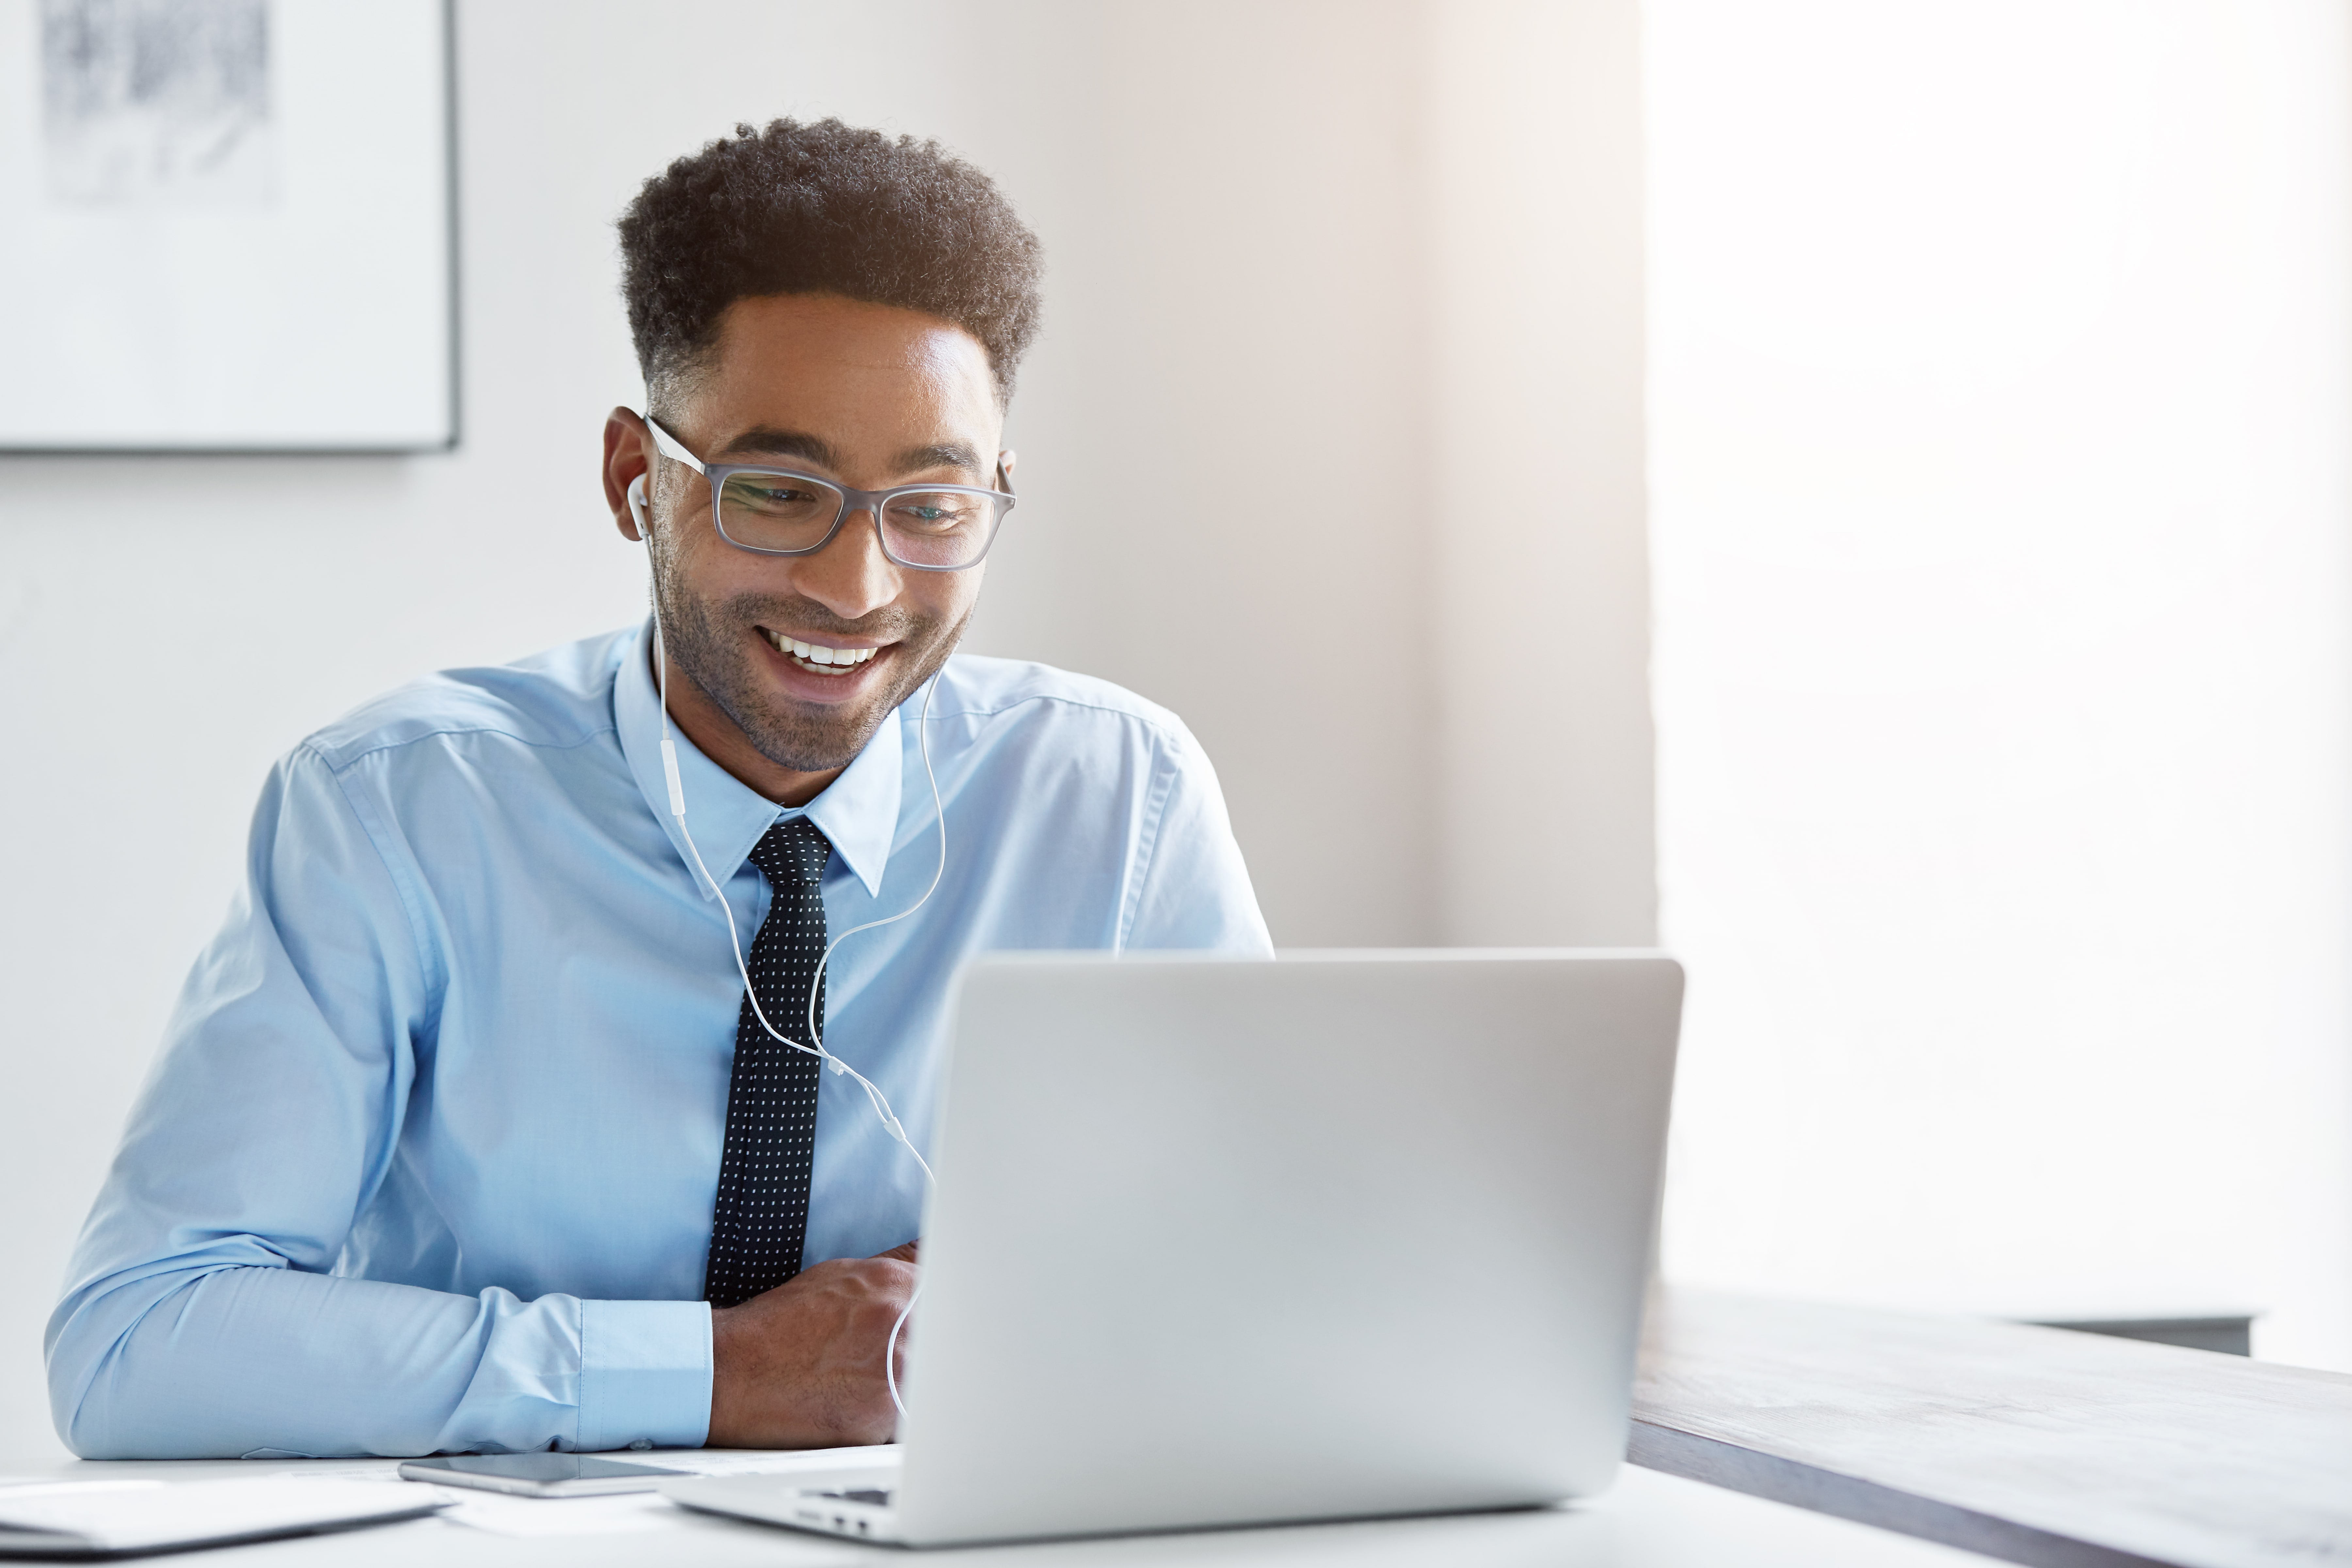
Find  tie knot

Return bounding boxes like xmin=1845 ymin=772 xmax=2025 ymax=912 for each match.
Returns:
xmin=748 ymin=817 xmax=831 ymax=888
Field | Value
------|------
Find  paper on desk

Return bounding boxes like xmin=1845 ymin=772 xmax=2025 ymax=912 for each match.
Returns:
xmin=254 ymin=1461 xmax=407 ymax=1482
xmin=436 ymin=1491 xmax=679 ymax=1538
xmin=0 ymin=1476 xmax=441 ymax=1556
xmin=0 ymin=1481 xmax=162 ymax=1502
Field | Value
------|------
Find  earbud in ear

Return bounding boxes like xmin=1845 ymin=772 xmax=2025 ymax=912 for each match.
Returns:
xmin=628 ymin=475 xmax=650 ymax=530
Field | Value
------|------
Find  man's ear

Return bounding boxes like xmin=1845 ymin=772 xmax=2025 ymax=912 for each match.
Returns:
xmin=603 ymin=408 xmax=655 ymax=541
xmin=998 ymin=449 xmax=1017 ymax=487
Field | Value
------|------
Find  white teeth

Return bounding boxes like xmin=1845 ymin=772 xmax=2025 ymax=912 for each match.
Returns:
xmin=768 ymin=631 xmax=877 ymax=667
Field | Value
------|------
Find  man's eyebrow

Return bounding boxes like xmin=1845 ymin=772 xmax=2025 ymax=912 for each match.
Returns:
xmin=714 ymin=430 xmax=985 ymax=481
xmin=892 ymin=441 xmax=986 ymax=478
xmin=716 ymin=426 xmax=840 ymax=469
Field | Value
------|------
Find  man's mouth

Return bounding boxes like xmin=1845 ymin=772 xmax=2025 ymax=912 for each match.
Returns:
xmin=762 ymin=628 xmax=884 ymax=678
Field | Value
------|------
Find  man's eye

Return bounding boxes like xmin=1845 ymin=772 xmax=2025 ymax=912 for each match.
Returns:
xmin=889 ymin=496 xmax=973 ymax=531
xmin=732 ymin=482 xmax=827 ymax=514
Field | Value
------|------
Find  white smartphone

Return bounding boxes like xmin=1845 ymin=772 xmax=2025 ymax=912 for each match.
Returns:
xmin=397 ymin=1453 xmax=687 ymax=1498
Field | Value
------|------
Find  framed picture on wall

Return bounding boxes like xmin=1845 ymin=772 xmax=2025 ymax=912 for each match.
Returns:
xmin=0 ymin=0 xmax=456 ymax=452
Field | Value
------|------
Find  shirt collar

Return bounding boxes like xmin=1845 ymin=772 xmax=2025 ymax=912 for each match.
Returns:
xmin=614 ymin=620 xmax=903 ymax=899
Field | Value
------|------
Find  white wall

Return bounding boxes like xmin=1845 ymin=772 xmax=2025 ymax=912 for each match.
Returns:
xmin=0 ymin=1 xmax=1652 ymax=1460
xmin=1648 ymin=0 xmax=2352 ymax=1369
xmin=1432 ymin=0 xmax=1656 ymax=948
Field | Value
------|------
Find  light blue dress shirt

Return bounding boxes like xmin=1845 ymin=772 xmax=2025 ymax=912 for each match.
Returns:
xmin=47 ymin=625 xmax=1270 ymax=1459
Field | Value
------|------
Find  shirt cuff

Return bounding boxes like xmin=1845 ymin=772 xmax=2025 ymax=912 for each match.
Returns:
xmin=576 ymin=1299 xmax=712 ymax=1452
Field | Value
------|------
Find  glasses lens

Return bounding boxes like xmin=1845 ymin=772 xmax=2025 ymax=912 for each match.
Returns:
xmin=716 ymin=471 xmax=845 ymax=552
xmin=880 ymin=490 xmax=1001 ymax=568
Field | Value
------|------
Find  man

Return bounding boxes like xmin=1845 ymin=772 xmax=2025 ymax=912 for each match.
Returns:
xmin=47 ymin=119 xmax=1269 ymax=1460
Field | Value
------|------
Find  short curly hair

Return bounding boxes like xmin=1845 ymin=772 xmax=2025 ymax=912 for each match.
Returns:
xmin=618 ymin=118 xmax=1044 ymax=410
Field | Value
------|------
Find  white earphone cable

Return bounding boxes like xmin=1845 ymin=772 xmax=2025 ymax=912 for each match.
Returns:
xmin=641 ymin=473 xmax=940 ymax=1420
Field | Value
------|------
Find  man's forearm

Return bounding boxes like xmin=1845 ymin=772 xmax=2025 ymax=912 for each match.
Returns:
xmin=47 ymin=1262 xmax=711 ymax=1459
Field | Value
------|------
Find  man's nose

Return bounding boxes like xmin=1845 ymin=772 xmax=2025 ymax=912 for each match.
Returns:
xmin=792 ymin=508 xmax=903 ymax=622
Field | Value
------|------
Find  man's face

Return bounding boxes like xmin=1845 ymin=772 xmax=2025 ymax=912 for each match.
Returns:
xmin=610 ymin=295 xmax=1004 ymax=781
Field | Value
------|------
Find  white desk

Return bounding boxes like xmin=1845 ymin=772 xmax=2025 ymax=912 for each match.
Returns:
xmin=0 ymin=1452 xmax=1987 ymax=1565
xmin=21 ymin=1288 xmax=2340 ymax=1564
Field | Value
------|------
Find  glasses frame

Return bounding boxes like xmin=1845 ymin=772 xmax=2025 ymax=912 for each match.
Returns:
xmin=642 ymin=414 xmax=1014 ymax=572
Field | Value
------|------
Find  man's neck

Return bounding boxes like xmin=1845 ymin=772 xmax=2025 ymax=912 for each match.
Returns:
xmin=653 ymin=643 xmax=843 ymax=807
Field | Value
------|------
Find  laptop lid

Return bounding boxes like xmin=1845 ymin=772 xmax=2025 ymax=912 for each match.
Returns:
xmin=891 ymin=949 xmax=1683 ymax=1547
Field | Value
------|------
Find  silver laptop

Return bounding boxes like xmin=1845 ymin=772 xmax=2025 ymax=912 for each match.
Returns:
xmin=667 ymin=949 xmax=1682 ymax=1548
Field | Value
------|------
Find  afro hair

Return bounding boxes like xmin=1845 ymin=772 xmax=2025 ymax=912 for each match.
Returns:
xmin=618 ymin=118 xmax=1044 ymax=409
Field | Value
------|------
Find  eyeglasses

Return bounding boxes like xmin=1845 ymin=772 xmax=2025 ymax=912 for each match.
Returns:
xmin=643 ymin=414 xmax=1013 ymax=572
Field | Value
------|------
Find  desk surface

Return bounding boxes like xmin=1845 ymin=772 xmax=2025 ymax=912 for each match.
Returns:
xmin=0 ymin=1454 xmax=1986 ymax=1566
xmin=1629 ymin=1288 xmax=2352 ymax=1568
xmin=16 ymin=1288 xmax=2347 ymax=1567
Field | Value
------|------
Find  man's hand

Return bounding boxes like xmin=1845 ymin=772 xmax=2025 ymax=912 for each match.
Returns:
xmin=707 ymin=1243 xmax=919 ymax=1448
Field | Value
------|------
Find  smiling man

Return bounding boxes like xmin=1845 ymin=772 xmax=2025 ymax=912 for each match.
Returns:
xmin=47 ymin=120 xmax=1270 ymax=1460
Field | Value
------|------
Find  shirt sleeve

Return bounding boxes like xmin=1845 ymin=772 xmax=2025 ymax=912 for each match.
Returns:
xmin=43 ymin=746 xmax=712 ymax=1459
xmin=1120 ymin=721 xmax=1276 ymax=956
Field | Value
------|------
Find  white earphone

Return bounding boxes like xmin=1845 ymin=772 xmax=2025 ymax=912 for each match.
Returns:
xmin=634 ymin=454 xmax=944 ymax=1415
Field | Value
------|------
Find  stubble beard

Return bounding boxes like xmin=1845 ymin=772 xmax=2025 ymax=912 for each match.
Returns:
xmin=654 ymin=569 xmax=965 ymax=775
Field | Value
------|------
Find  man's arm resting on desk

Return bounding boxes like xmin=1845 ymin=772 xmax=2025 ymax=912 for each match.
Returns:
xmin=47 ymin=1264 xmax=711 ymax=1459
xmin=50 ymin=1233 xmax=922 ymax=1458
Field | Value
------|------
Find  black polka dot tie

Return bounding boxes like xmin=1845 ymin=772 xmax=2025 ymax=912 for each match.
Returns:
xmin=703 ymin=817 xmax=832 ymax=1309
